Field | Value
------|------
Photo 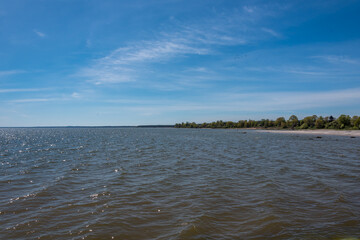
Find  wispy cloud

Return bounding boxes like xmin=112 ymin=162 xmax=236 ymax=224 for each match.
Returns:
xmin=78 ymin=35 xmax=210 ymax=85
xmin=243 ymin=6 xmax=255 ymax=13
xmin=92 ymin=88 xmax=360 ymax=116
xmin=114 ymin=88 xmax=360 ymax=115
xmin=185 ymin=67 xmax=210 ymax=73
xmin=246 ymin=66 xmax=326 ymax=76
xmin=9 ymin=98 xmax=51 ymax=103
xmin=284 ymin=69 xmax=325 ymax=75
xmin=77 ymin=3 xmax=288 ymax=86
xmin=0 ymin=70 xmax=25 ymax=77
xmin=219 ymin=88 xmax=360 ymax=111
xmin=261 ymin=28 xmax=281 ymax=38
xmin=78 ymin=66 xmax=135 ymax=85
xmin=106 ymin=41 xmax=209 ymax=64
xmin=0 ymin=88 xmax=48 ymax=93
xmin=311 ymin=55 xmax=359 ymax=65
xmin=179 ymin=26 xmax=247 ymax=46
xmin=34 ymin=29 xmax=46 ymax=38
xmin=6 ymin=92 xmax=80 ymax=103
xmin=71 ymin=92 xmax=81 ymax=98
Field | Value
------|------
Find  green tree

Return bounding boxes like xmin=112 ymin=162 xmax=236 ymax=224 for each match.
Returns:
xmin=225 ymin=121 xmax=234 ymax=128
xmin=327 ymin=120 xmax=339 ymax=129
xmin=302 ymin=115 xmax=317 ymax=128
xmin=337 ymin=114 xmax=351 ymax=129
xmin=190 ymin=122 xmax=197 ymax=128
xmin=315 ymin=116 xmax=325 ymax=129
xmin=287 ymin=115 xmax=299 ymax=129
xmin=353 ymin=116 xmax=360 ymax=129
xmin=236 ymin=121 xmax=244 ymax=128
xmin=275 ymin=117 xmax=286 ymax=128
xmin=174 ymin=114 xmax=359 ymax=130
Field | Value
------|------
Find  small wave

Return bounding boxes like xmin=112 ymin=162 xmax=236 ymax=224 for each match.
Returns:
xmin=9 ymin=193 xmax=37 ymax=203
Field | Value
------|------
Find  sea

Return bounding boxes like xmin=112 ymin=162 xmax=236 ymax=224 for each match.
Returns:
xmin=1 ymin=128 xmax=359 ymax=239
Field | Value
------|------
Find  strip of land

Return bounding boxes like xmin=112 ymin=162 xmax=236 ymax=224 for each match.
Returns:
xmin=258 ymin=129 xmax=360 ymax=137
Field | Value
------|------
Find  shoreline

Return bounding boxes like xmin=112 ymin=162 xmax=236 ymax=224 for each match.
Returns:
xmin=257 ymin=129 xmax=360 ymax=137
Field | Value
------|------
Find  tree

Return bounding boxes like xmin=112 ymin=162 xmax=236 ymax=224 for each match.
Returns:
xmin=353 ymin=116 xmax=360 ymax=129
xmin=327 ymin=120 xmax=339 ymax=129
xmin=315 ymin=116 xmax=325 ymax=129
xmin=226 ymin=121 xmax=234 ymax=128
xmin=275 ymin=117 xmax=286 ymax=128
xmin=236 ymin=121 xmax=244 ymax=128
xmin=190 ymin=122 xmax=197 ymax=128
xmin=337 ymin=115 xmax=351 ymax=129
xmin=287 ymin=115 xmax=299 ymax=129
xmin=302 ymin=115 xmax=317 ymax=128
xmin=174 ymin=114 xmax=358 ymax=130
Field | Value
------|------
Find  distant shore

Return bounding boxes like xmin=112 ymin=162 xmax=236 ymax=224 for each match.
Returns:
xmin=258 ymin=129 xmax=360 ymax=137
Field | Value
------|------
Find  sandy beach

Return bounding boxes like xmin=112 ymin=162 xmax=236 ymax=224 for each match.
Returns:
xmin=258 ymin=129 xmax=360 ymax=137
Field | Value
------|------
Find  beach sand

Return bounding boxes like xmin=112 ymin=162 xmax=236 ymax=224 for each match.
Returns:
xmin=258 ymin=129 xmax=360 ymax=137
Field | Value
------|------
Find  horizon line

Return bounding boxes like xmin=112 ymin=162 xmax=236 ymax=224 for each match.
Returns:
xmin=0 ymin=125 xmax=175 ymax=128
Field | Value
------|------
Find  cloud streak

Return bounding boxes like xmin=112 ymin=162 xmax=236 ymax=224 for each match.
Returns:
xmin=246 ymin=66 xmax=327 ymax=76
xmin=106 ymin=41 xmax=209 ymax=64
xmin=78 ymin=3 xmax=287 ymax=86
xmin=8 ymin=98 xmax=51 ymax=103
xmin=78 ymin=34 xmax=211 ymax=85
xmin=0 ymin=88 xmax=48 ymax=93
xmin=312 ymin=55 xmax=360 ymax=65
xmin=87 ymin=88 xmax=360 ymax=115
xmin=34 ymin=30 xmax=46 ymax=38
xmin=261 ymin=28 xmax=281 ymax=38
xmin=0 ymin=70 xmax=26 ymax=77
xmin=219 ymin=88 xmax=360 ymax=111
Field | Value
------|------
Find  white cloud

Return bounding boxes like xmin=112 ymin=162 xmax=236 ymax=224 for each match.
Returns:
xmin=115 ymin=88 xmax=360 ymax=115
xmin=76 ymin=3 xmax=289 ymax=86
xmin=34 ymin=30 xmax=46 ymax=38
xmin=261 ymin=28 xmax=281 ymax=38
xmin=78 ymin=20 xmax=252 ymax=86
xmin=78 ymin=66 xmax=135 ymax=84
xmin=0 ymin=70 xmax=25 ymax=77
xmin=246 ymin=66 xmax=326 ymax=76
xmin=243 ymin=6 xmax=255 ymax=13
xmin=219 ymin=88 xmax=360 ymax=111
xmin=9 ymin=98 xmax=51 ymax=103
xmin=284 ymin=69 xmax=325 ymax=75
xmin=71 ymin=92 xmax=81 ymax=98
xmin=179 ymin=26 xmax=247 ymax=46
xmin=92 ymin=88 xmax=360 ymax=116
xmin=311 ymin=55 xmax=359 ymax=65
xmin=6 ymin=95 xmax=72 ymax=103
xmin=108 ymin=41 xmax=209 ymax=64
xmin=78 ymin=35 xmax=210 ymax=85
xmin=0 ymin=88 xmax=48 ymax=93
xmin=185 ymin=67 xmax=210 ymax=73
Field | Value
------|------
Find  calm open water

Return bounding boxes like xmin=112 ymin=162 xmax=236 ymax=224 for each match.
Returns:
xmin=0 ymin=128 xmax=360 ymax=239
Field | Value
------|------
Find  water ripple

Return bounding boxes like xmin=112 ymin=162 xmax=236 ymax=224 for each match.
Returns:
xmin=0 ymin=128 xmax=359 ymax=239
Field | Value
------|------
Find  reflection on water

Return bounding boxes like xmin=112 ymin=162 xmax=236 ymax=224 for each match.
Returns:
xmin=0 ymin=128 xmax=360 ymax=239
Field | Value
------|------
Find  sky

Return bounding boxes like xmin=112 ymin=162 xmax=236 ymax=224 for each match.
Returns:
xmin=1 ymin=0 xmax=360 ymax=126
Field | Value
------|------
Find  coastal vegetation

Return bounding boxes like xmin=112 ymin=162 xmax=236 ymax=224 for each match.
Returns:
xmin=175 ymin=115 xmax=360 ymax=130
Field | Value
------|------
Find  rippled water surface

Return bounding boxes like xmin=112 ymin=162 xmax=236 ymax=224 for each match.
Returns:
xmin=1 ymin=128 xmax=360 ymax=239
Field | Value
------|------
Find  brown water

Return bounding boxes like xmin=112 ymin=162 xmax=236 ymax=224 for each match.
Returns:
xmin=1 ymin=128 xmax=359 ymax=239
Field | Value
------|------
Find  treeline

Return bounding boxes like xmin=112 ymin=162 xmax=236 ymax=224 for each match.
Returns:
xmin=175 ymin=115 xmax=360 ymax=130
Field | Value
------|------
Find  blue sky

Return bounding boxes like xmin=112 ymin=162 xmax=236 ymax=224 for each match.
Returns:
xmin=1 ymin=0 xmax=360 ymax=126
